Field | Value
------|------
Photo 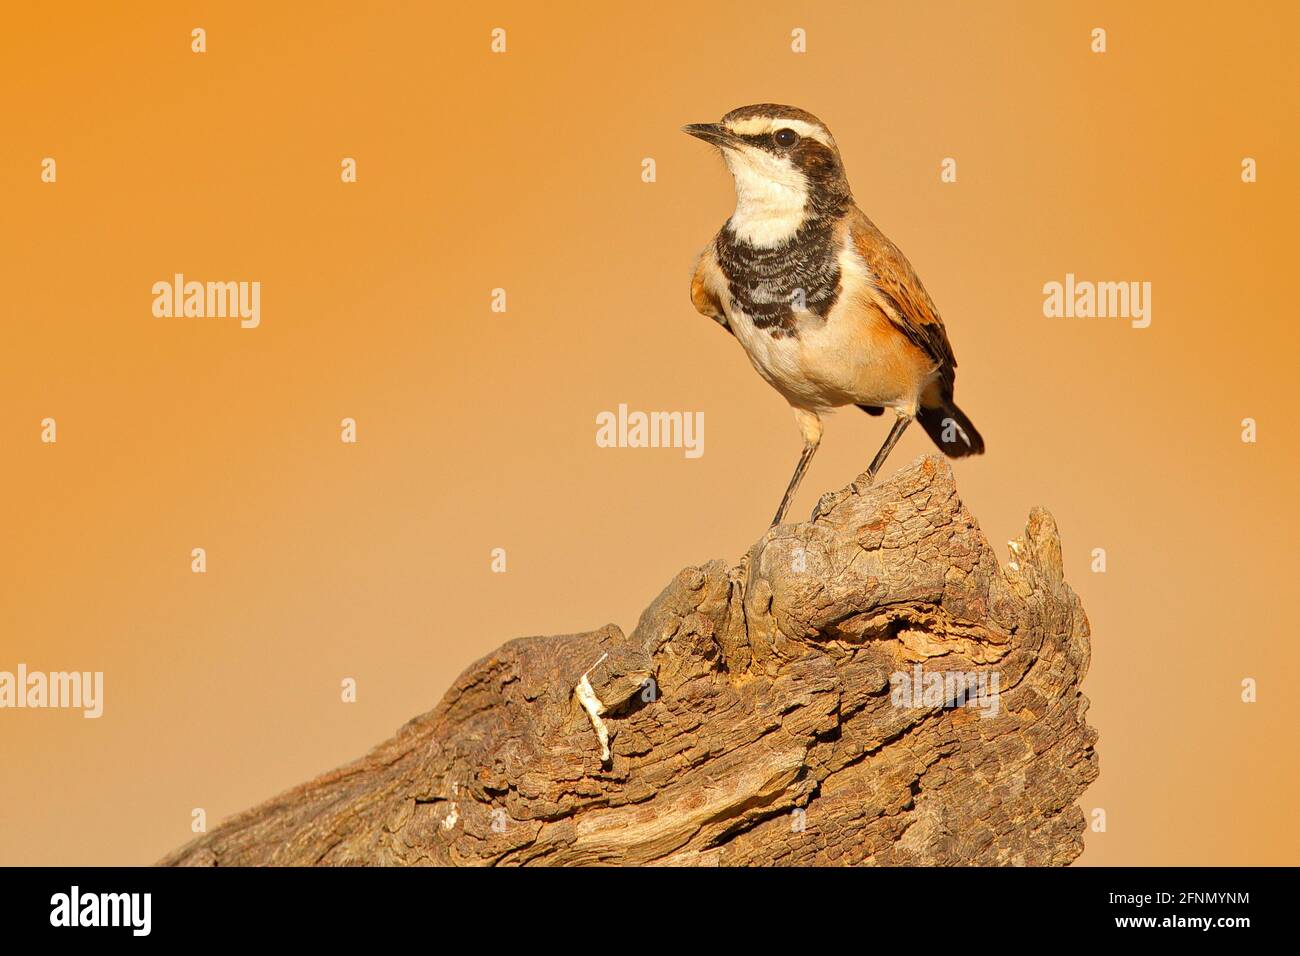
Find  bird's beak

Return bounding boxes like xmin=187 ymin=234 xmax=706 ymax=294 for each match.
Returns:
xmin=682 ymin=123 xmax=736 ymax=148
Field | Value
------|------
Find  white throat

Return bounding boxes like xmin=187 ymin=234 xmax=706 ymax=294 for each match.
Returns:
xmin=723 ymin=148 xmax=809 ymax=248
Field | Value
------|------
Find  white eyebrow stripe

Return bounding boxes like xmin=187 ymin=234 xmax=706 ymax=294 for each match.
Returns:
xmin=724 ymin=116 xmax=835 ymax=148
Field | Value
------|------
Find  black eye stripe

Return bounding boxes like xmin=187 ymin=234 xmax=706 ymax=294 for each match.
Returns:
xmin=731 ymin=130 xmax=802 ymax=150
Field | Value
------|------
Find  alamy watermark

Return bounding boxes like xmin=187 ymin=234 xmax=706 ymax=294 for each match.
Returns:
xmin=50 ymin=886 xmax=150 ymax=936
xmin=595 ymin=403 xmax=704 ymax=459
xmin=152 ymin=273 xmax=260 ymax=329
xmin=0 ymin=664 xmax=103 ymax=718
xmin=890 ymin=664 xmax=1000 ymax=718
xmin=1042 ymin=273 xmax=1151 ymax=329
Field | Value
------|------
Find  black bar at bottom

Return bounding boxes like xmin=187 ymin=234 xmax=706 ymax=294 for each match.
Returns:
xmin=0 ymin=865 xmax=1279 ymax=941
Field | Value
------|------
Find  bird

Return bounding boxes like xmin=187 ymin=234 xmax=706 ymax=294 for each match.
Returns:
xmin=684 ymin=103 xmax=984 ymax=527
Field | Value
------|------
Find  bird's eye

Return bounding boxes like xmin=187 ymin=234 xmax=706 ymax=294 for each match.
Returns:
xmin=773 ymin=128 xmax=799 ymax=147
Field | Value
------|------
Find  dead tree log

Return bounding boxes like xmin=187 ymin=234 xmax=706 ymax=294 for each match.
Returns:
xmin=163 ymin=455 xmax=1098 ymax=866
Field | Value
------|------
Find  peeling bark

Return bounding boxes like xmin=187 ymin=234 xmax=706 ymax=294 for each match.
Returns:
xmin=162 ymin=456 xmax=1099 ymax=867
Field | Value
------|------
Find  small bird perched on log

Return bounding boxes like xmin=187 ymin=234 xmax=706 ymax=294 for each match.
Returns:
xmin=685 ymin=104 xmax=984 ymax=526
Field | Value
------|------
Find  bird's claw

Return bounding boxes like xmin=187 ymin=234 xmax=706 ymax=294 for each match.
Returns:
xmin=811 ymin=489 xmax=846 ymax=522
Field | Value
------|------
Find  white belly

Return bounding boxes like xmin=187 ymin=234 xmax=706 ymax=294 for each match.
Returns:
xmin=725 ymin=310 xmax=822 ymax=406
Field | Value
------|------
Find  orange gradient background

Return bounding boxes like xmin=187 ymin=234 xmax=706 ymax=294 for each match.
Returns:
xmin=2 ymin=1 xmax=1297 ymax=866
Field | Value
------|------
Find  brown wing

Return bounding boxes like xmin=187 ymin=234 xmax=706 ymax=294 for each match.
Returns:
xmin=848 ymin=209 xmax=957 ymax=387
xmin=690 ymin=242 xmax=733 ymax=335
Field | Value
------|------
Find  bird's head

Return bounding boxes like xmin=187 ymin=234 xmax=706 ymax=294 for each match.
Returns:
xmin=684 ymin=104 xmax=851 ymax=245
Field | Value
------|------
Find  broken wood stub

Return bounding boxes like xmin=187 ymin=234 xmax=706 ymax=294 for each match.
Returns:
xmin=163 ymin=455 xmax=1098 ymax=866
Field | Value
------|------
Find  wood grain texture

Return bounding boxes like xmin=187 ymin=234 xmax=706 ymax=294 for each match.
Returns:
xmin=162 ymin=456 xmax=1098 ymax=867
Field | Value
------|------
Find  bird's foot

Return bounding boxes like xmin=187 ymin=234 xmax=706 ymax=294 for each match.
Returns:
xmin=847 ymin=469 xmax=881 ymax=498
xmin=811 ymin=489 xmax=846 ymax=522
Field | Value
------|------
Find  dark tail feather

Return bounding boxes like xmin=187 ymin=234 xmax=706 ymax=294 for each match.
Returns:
xmin=917 ymin=401 xmax=984 ymax=458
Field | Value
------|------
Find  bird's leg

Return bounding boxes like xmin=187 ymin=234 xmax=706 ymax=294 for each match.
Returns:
xmin=864 ymin=412 xmax=913 ymax=484
xmin=771 ymin=444 xmax=818 ymax=527
xmin=771 ymin=409 xmax=822 ymax=527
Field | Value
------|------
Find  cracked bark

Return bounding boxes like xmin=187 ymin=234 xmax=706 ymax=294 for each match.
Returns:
xmin=162 ymin=455 xmax=1099 ymax=867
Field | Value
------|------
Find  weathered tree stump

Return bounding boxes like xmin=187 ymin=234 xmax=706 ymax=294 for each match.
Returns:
xmin=163 ymin=455 xmax=1098 ymax=866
